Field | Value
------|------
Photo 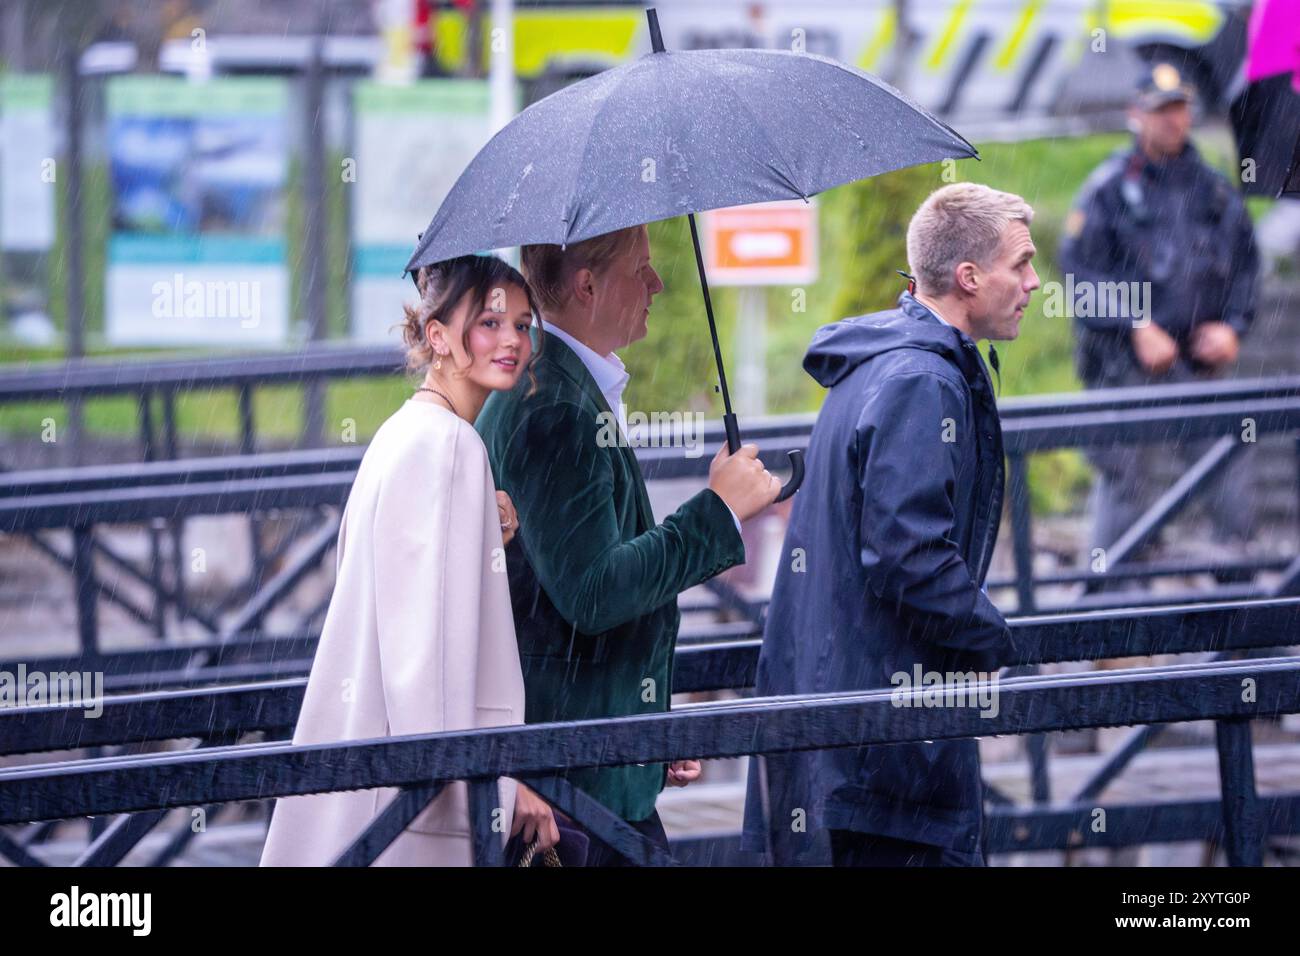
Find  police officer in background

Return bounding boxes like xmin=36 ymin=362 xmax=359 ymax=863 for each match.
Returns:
xmin=1059 ymin=62 xmax=1261 ymax=573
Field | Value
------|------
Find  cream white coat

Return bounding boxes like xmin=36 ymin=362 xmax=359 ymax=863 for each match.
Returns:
xmin=260 ymin=399 xmax=523 ymax=866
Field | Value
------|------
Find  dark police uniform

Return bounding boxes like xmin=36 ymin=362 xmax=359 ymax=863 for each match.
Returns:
xmin=1058 ymin=65 xmax=1260 ymax=561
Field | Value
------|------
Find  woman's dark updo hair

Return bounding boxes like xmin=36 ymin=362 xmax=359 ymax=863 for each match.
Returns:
xmin=397 ymin=254 xmax=543 ymax=393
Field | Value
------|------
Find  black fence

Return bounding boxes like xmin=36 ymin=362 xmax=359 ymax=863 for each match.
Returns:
xmin=2 ymin=353 xmax=1300 ymax=866
xmin=3 ymin=351 xmax=1300 ymax=653
xmin=1 ymin=595 xmax=1298 ymax=866
xmin=0 ymin=648 xmax=1294 ymax=867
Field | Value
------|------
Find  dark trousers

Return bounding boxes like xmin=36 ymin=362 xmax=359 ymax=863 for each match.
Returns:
xmin=580 ymin=810 xmax=671 ymax=867
xmin=829 ymin=830 xmax=986 ymax=867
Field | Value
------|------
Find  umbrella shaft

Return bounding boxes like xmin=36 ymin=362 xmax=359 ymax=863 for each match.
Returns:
xmin=722 ymin=413 xmax=741 ymax=455
xmin=686 ymin=212 xmax=740 ymax=453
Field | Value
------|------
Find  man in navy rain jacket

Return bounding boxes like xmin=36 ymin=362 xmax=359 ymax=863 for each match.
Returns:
xmin=742 ymin=183 xmax=1038 ymax=866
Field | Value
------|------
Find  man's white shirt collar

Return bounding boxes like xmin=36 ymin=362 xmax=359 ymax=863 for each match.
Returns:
xmin=545 ymin=324 xmax=630 ymax=427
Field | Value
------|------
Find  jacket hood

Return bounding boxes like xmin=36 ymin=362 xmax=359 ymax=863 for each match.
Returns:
xmin=803 ymin=292 xmax=969 ymax=388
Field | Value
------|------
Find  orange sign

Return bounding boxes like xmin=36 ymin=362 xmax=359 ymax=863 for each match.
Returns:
xmin=702 ymin=198 xmax=818 ymax=286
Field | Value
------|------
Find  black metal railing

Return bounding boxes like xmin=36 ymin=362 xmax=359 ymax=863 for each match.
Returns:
xmin=4 ymin=358 xmax=1300 ymax=865
xmin=4 ymin=370 xmax=1300 ymax=650
xmin=0 ymin=652 xmax=1295 ymax=866
xmin=1 ymin=596 xmax=1297 ymax=865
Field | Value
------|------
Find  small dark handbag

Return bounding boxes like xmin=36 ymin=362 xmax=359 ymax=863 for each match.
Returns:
xmin=507 ymin=818 xmax=590 ymax=867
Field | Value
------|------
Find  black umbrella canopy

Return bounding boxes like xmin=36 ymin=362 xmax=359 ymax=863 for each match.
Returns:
xmin=406 ymin=45 xmax=977 ymax=271
xmin=1229 ymin=73 xmax=1300 ymax=198
xmin=408 ymin=10 xmax=979 ymax=503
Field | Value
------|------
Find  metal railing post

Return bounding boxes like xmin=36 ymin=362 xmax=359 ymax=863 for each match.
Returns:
xmin=1214 ymin=717 xmax=1263 ymax=866
xmin=71 ymin=525 xmax=99 ymax=655
xmin=138 ymin=390 xmax=167 ymax=638
xmin=1007 ymin=452 xmax=1036 ymax=613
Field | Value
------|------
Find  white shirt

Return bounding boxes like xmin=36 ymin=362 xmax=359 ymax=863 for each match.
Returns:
xmin=545 ymin=323 xmax=630 ymax=434
xmin=543 ymin=324 xmax=743 ymax=534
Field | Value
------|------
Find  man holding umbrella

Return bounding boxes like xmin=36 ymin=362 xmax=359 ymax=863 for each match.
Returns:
xmin=476 ymin=223 xmax=780 ymax=865
xmin=406 ymin=6 xmax=986 ymax=864
xmin=743 ymin=183 xmax=1036 ymax=866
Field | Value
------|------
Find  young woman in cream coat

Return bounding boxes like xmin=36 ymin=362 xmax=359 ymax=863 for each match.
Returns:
xmin=260 ymin=255 xmax=558 ymax=866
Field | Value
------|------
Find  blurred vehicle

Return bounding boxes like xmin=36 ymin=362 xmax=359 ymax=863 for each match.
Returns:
xmin=108 ymin=2 xmax=1266 ymax=139
xmin=411 ymin=0 xmax=1255 ymax=131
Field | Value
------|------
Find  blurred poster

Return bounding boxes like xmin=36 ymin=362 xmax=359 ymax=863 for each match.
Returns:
xmin=0 ymin=75 xmax=55 ymax=252
xmin=105 ymin=76 xmax=289 ymax=346
xmin=350 ymin=79 xmax=497 ymax=343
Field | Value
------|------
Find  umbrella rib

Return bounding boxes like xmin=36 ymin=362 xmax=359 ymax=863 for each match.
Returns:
xmin=558 ymin=75 xmax=631 ymax=247
xmin=713 ymin=68 xmax=808 ymax=200
xmin=798 ymin=50 xmax=978 ymax=158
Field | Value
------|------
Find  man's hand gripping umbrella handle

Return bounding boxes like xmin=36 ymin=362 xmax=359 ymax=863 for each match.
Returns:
xmin=724 ymin=413 xmax=805 ymax=504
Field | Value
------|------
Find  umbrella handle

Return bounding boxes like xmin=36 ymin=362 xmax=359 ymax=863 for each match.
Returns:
xmin=773 ymin=449 xmax=805 ymax=504
xmin=723 ymin=413 xmax=804 ymax=503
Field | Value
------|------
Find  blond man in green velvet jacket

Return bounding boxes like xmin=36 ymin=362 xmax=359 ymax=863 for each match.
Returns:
xmin=476 ymin=225 xmax=779 ymax=846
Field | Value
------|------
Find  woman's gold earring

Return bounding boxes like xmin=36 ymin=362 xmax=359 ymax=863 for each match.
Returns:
xmin=434 ymin=356 xmax=442 ymax=371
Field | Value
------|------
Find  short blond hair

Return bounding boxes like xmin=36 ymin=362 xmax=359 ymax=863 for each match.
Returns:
xmin=906 ymin=183 xmax=1034 ymax=296
xmin=521 ymin=225 xmax=643 ymax=313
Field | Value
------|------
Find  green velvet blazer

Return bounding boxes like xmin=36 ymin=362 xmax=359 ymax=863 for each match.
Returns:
xmin=476 ymin=330 xmax=745 ymax=821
